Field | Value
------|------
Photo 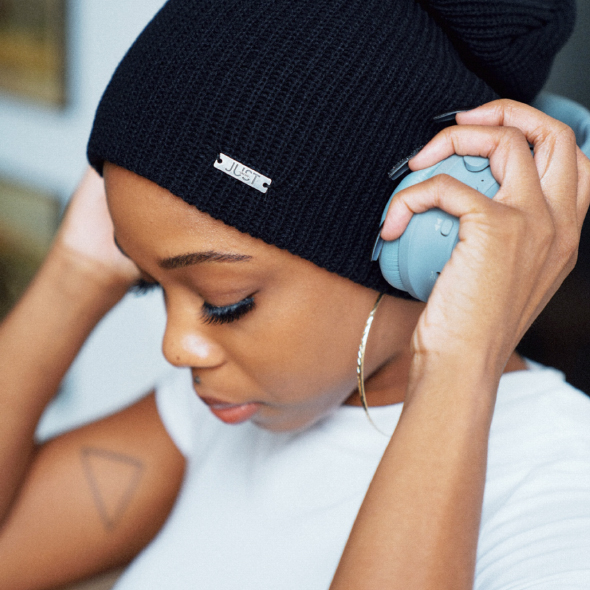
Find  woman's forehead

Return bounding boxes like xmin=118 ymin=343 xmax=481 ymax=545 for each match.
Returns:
xmin=104 ymin=162 xmax=289 ymax=265
xmin=103 ymin=163 xmax=369 ymax=293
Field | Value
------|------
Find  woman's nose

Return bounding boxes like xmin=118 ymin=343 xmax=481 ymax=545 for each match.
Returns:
xmin=162 ymin=297 xmax=225 ymax=368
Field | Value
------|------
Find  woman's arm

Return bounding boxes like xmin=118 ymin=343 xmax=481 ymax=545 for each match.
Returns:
xmin=331 ymin=100 xmax=590 ymax=589
xmin=0 ymin=169 xmax=185 ymax=589
xmin=0 ymin=168 xmax=139 ymax=521
xmin=0 ymin=242 xmax=129 ymax=522
xmin=0 ymin=392 xmax=184 ymax=590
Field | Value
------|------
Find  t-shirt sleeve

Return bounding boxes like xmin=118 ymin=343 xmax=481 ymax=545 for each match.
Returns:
xmin=476 ymin=371 xmax=590 ymax=589
xmin=154 ymin=368 xmax=212 ymax=458
xmin=476 ymin=457 xmax=590 ymax=589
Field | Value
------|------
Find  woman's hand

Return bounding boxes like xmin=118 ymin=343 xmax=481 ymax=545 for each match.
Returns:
xmin=53 ymin=166 xmax=140 ymax=291
xmin=381 ymin=99 xmax=590 ymax=379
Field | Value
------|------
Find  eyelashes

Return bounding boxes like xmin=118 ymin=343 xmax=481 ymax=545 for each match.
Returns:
xmin=202 ymin=296 xmax=255 ymax=325
xmin=129 ymin=278 xmax=255 ymax=325
xmin=130 ymin=278 xmax=159 ymax=296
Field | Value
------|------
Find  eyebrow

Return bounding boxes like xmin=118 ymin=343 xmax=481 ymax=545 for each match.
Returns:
xmin=159 ymin=251 xmax=252 ymax=269
xmin=113 ymin=235 xmax=252 ymax=269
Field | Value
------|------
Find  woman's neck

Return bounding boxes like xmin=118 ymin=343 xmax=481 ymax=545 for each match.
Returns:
xmin=344 ymin=351 xmax=527 ymax=407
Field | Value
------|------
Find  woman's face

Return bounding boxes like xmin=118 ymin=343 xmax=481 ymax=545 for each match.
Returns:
xmin=105 ymin=163 xmax=425 ymax=432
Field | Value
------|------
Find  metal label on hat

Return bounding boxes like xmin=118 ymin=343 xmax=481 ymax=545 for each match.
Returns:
xmin=214 ymin=153 xmax=272 ymax=194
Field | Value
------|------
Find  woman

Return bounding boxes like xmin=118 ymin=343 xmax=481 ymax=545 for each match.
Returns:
xmin=1 ymin=0 xmax=589 ymax=588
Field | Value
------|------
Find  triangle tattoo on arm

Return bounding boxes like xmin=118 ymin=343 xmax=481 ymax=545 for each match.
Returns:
xmin=80 ymin=447 xmax=144 ymax=531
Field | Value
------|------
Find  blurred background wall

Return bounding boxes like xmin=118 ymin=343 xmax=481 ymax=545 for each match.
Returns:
xmin=0 ymin=0 xmax=588 ymax=441
xmin=0 ymin=0 xmax=170 ymax=439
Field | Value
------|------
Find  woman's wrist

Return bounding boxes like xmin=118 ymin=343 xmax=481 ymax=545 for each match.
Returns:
xmin=45 ymin=240 xmax=133 ymax=313
xmin=406 ymin=348 xmax=501 ymax=414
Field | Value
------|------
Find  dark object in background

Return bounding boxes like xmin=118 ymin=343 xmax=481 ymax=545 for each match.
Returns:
xmin=531 ymin=0 xmax=590 ymax=396
xmin=518 ymin=220 xmax=590 ymax=396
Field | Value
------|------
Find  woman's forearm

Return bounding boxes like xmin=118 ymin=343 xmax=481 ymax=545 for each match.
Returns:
xmin=332 ymin=96 xmax=590 ymax=589
xmin=331 ymin=355 xmax=498 ymax=590
xmin=0 ymin=244 xmax=128 ymax=524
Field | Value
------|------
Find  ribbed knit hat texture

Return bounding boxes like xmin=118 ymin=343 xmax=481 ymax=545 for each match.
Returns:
xmin=88 ymin=0 xmax=575 ymax=296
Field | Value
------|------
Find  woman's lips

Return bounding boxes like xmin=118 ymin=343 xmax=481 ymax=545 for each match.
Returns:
xmin=199 ymin=396 xmax=261 ymax=424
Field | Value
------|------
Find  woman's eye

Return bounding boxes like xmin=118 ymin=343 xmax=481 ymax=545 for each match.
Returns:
xmin=202 ymin=295 xmax=255 ymax=325
xmin=130 ymin=278 xmax=161 ymax=295
xmin=130 ymin=279 xmax=254 ymax=325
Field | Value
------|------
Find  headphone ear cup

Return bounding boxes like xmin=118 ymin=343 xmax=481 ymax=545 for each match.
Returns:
xmin=378 ymin=238 xmax=404 ymax=292
xmin=399 ymin=208 xmax=460 ymax=301
xmin=379 ymin=208 xmax=459 ymax=301
xmin=375 ymin=154 xmax=499 ymax=301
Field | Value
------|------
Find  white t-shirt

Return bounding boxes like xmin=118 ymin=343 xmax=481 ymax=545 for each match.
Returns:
xmin=113 ymin=363 xmax=590 ymax=589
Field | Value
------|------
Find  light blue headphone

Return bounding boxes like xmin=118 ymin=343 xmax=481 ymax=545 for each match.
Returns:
xmin=372 ymin=93 xmax=590 ymax=302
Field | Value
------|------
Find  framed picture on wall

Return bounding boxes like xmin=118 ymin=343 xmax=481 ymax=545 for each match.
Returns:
xmin=0 ymin=176 xmax=60 ymax=320
xmin=0 ymin=0 xmax=67 ymax=107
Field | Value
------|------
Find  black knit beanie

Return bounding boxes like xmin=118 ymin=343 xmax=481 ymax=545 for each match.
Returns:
xmin=88 ymin=0 xmax=575 ymax=297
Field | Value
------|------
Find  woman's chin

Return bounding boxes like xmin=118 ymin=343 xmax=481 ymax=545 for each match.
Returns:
xmin=250 ymin=405 xmax=335 ymax=433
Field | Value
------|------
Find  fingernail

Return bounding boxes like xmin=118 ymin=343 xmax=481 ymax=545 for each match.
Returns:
xmin=388 ymin=144 xmax=424 ymax=180
xmin=432 ymin=109 xmax=469 ymax=123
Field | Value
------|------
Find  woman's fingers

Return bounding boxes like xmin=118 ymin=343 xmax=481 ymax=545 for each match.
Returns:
xmin=454 ymin=98 xmax=574 ymax=154
xmin=408 ymin=124 xmax=544 ymax=216
xmin=381 ymin=122 xmax=545 ymax=241
xmin=456 ymin=100 xmax=581 ymax=228
xmin=379 ymin=100 xmax=588 ymax=367
xmin=402 ymin=100 xmax=583 ymax=263
xmin=380 ymin=173 xmax=495 ymax=241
